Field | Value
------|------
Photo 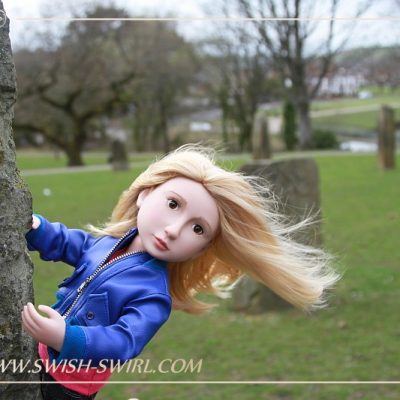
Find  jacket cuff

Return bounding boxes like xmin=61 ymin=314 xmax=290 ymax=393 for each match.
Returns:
xmin=48 ymin=323 xmax=87 ymax=364
xmin=25 ymin=214 xmax=47 ymax=250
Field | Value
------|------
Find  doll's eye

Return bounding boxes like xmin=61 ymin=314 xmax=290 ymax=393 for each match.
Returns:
xmin=168 ymin=199 xmax=179 ymax=209
xmin=193 ymin=224 xmax=204 ymax=235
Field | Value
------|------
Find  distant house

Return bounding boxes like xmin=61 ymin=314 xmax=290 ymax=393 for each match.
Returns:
xmin=190 ymin=122 xmax=212 ymax=132
xmin=308 ymin=64 xmax=367 ymax=97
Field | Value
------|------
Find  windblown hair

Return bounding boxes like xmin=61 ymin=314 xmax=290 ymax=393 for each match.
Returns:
xmin=87 ymin=144 xmax=340 ymax=315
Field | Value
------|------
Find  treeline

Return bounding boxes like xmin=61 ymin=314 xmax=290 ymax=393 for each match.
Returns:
xmin=12 ymin=1 xmax=381 ymax=165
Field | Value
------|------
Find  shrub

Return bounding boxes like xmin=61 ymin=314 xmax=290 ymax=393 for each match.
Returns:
xmin=312 ymin=129 xmax=339 ymax=149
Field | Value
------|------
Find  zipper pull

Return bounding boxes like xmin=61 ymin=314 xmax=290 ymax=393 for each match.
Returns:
xmin=77 ymin=275 xmax=95 ymax=294
xmin=77 ymin=279 xmax=89 ymax=293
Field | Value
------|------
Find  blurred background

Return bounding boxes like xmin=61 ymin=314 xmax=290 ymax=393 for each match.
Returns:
xmin=3 ymin=0 xmax=400 ymax=164
xmin=2 ymin=1 xmax=399 ymax=399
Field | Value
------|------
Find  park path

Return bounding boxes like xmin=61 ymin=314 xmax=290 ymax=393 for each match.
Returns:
xmin=310 ymin=103 xmax=400 ymax=118
xmin=268 ymin=102 xmax=400 ymax=134
xmin=20 ymin=160 xmax=150 ymax=177
xmin=20 ymin=150 xmax=381 ymax=177
xmin=21 ymin=103 xmax=396 ymax=177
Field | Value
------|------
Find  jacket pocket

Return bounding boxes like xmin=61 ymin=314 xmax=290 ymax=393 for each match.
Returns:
xmin=57 ymin=263 xmax=87 ymax=288
xmin=76 ymin=292 xmax=111 ymax=327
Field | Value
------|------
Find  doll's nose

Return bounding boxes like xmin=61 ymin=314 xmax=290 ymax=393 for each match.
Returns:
xmin=164 ymin=222 xmax=181 ymax=239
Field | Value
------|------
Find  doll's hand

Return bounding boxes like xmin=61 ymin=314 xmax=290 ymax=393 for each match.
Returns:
xmin=21 ymin=302 xmax=65 ymax=352
xmin=31 ymin=215 xmax=41 ymax=230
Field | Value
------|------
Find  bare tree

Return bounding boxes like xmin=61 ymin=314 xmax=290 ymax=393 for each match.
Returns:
xmin=234 ymin=0 xmax=370 ymax=149
xmin=13 ymin=5 xmax=139 ymax=166
xmin=201 ymin=28 xmax=272 ymax=152
xmin=0 ymin=3 xmax=40 ymax=399
xmin=127 ymin=21 xmax=199 ymax=153
xmin=364 ymin=47 xmax=400 ymax=90
xmin=13 ymin=7 xmax=198 ymax=159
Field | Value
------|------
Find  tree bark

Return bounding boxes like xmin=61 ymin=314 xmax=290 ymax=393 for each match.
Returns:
xmin=238 ymin=118 xmax=253 ymax=152
xmin=0 ymin=3 xmax=41 ymax=399
xmin=156 ymin=99 xmax=170 ymax=153
xmin=65 ymin=145 xmax=84 ymax=166
xmin=295 ymin=99 xmax=313 ymax=150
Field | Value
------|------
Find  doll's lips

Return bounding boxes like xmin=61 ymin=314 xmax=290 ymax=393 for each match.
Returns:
xmin=154 ymin=236 xmax=169 ymax=250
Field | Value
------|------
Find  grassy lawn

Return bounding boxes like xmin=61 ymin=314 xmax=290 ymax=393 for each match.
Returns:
xmin=23 ymin=153 xmax=400 ymax=399
xmin=312 ymin=108 xmax=400 ymax=131
xmin=263 ymin=94 xmax=400 ymax=133
xmin=16 ymin=151 xmax=159 ymax=170
xmin=310 ymin=95 xmax=400 ymax=112
xmin=265 ymin=94 xmax=400 ymax=115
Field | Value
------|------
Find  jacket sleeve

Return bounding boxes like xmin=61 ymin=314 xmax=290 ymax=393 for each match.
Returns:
xmin=25 ymin=214 xmax=97 ymax=267
xmin=48 ymin=292 xmax=172 ymax=365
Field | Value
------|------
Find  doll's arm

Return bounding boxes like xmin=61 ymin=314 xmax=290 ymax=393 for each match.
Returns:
xmin=26 ymin=214 xmax=97 ymax=267
xmin=21 ymin=302 xmax=65 ymax=352
xmin=47 ymin=293 xmax=172 ymax=365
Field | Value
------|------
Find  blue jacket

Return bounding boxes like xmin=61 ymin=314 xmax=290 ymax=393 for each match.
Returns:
xmin=25 ymin=214 xmax=172 ymax=366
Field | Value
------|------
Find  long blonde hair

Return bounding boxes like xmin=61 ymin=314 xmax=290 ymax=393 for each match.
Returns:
xmin=87 ymin=144 xmax=340 ymax=315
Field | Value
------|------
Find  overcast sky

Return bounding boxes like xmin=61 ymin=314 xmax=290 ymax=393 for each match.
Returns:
xmin=4 ymin=0 xmax=210 ymax=47
xmin=3 ymin=0 xmax=399 ymax=50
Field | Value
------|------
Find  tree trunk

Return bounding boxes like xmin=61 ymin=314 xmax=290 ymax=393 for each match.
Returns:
xmin=246 ymin=117 xmax=254 ymax=152
xmin=218 ymin=85 xmax=230 ymax=149
xmin=0 ymin=4 xmax=41 ymax=399
xmin=133 ymin=113 xmax=144 ymax=152
xmin=65 ymin=144 xmax=84 ymax=166
xmin=221 ymin=108 xmax=229 ymax=148
xmin=109 ymin=139 xmax=129 ymax=171
xmin=159 ymin=105 xmax=170 ymax=154
xmin=238 ymin=116 xmax=254 ymax=153
xmin=295 ymin=99 xmax=313 ymax=150
xmin=252 ymin=117 xmax=271 ymax=160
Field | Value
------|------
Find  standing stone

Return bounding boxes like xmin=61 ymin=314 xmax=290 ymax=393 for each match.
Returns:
xmin=231 ymin=158 xmax=322 ymax=313
xmin=109 ymin=139 xmax=129 ymax=171
xmin=0 ymin=4 xmax=40 ymax=399
xmin=377 ymin=106 xmax=396 ymax=170
xmin=252 ymin=117 xmax=272 ymax=160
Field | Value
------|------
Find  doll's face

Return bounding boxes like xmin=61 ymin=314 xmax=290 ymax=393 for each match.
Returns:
xmin=135 ymin=177 xmax=220 ymax=262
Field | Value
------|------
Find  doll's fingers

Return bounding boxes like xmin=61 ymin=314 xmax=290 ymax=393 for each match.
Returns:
xmin=26 ymin=302 xmax=40 ymax=319
xmin=21 ymin=305 xmax=34 ymax=329
xmin=38 ymin=304 xmax=62 ymax=320
xmin=23 ymin=305 xmax=41 ymax=332
xmin=21 ymin=309 xmax=29 ymax=330
xmin=21 ymin=309 xmax=38 ymax=337
xmin=25 ymin=303 xmax=46 ymax=331
xmin=21 ymin=315 xmax=32 ymax=335
xmin=21 ymin=318 xmax=40 ymax=342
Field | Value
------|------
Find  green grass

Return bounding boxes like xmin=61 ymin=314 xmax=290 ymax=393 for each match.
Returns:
xmin=23 ymin=153 xmax=400 ymax=399
xmin=362 ymin=86 xmax=400 ymax=97
xmin=263 ymin=94 xmax=400 ymax=133
xmin=265 ymin=94 xmax=400 ymax=114
xmin=313 ymin=108 xmax=400 ymax=131
xmin=310 ymin=95 xmax=400 ymax=112
xmin=16 ymin=151 xmax=159 ymax=170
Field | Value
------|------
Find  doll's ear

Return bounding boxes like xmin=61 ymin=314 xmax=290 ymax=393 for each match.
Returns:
xmin=136 ymin=188 xmax=152 ymax=208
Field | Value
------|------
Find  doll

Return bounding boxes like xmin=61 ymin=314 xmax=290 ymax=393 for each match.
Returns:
xmin=22 ymin=144 xmax=340 ymax=400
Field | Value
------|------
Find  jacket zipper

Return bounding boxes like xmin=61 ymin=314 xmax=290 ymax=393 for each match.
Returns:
xmin=62 ymin=231 xmax=144 ymax=318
